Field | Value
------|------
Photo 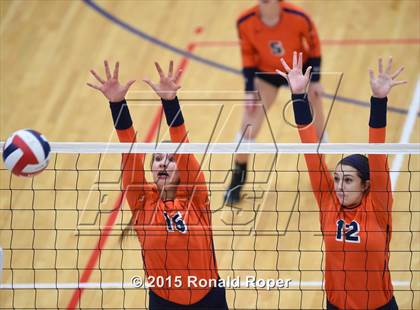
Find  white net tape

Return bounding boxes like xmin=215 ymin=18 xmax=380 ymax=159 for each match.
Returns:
xmin=1 ymin=142 xmax=419 ymax=154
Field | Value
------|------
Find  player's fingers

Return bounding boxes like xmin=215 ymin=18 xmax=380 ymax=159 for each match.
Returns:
xmin=280 ymin=58 xmax=291 ymax=72
xmin=292 ymin=51 xmax=297 ymax=68
xmin=391 ymin=66 xmax=404 ymax=79
xmin=155 ymin=62 xmax=165 ymax=79
xmin=391 ymin=80 xmax=407 ymax=87
xmin=368 ymin=68 xmax=375 ymax=81
xmin=385 ymin=56 xmax=392 ymax=74
xmin=104 ymin=60 xmax=112 ymax=80
xmin=298 ymin=52 xmax=303 ymax=69
xmin=304 ymin=66 xmax=312 ymax=80
xmin=90 ymin=69 xmax=105 ymax=84
xmin=275 ymin=69 xmax=288 ymax=79
xmin=125 ymin=79 xmax=136 ymax=89
xmin=86 ymin=82 xmax=102 ymax=91
xmin=168 ymin=60 xmax=174 ymax=78
xmin=378 ymin=57 xmax=383 ymax=74
xmin=113 ymin=61 xmax=119 ymax=80
xmin=143 ymin=78 xmax=157 ymax=91
xmin=174 ymin=69 xmax=183 ymax=83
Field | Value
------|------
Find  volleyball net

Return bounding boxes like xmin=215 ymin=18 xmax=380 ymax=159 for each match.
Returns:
xmin=0 ymin=142 xmax=419 ymax=309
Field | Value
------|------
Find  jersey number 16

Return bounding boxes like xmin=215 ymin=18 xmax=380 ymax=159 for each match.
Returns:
xmin=163 ymin=211 xmax=188 ymax=233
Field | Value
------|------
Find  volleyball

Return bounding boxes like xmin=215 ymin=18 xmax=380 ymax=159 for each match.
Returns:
xmin=2 ymin=129 xmax=51 ymax=177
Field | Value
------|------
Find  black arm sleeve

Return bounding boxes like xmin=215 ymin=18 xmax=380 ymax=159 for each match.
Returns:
xmin=109 ymin=100 xmax=133 ymax=130
xmin=161 ymin=97 xmax=184 ymax=127
xmin=369 ymin=96 xmax=387 ymax=128
xmin=292 ymin=93 xmax=313 ymax=125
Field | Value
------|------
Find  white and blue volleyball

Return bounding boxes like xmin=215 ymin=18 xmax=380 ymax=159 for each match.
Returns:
xmin=2 ymin=129 xmax=51 ymax=177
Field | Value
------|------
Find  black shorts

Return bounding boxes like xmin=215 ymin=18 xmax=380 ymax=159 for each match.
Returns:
xmin=149 ymin=285 xmax=228 ymax=310
xmin=255 ymin=62 xmax=313 ymax=88
xmin=327 ymin=296 xmax=398 ymax=310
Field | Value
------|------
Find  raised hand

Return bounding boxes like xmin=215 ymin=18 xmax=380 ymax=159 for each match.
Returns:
xmin=276 ymin=51 xmax=312 ymax=94
xmin=369 ymin=57 xmax=406 ymax=98
xmin=87 ymin=61 xmax=135 ymax=102
xmin=143 ymin=61 xmax=182 ymax=100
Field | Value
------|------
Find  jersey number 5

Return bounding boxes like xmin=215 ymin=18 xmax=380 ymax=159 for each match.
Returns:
xmin=269 ymin=41 xmax=284 ymax=56
xmin=163 ymin=211 xmax=188 ymax=233
xmin=336 ymin=219 xmax=360 ymax=243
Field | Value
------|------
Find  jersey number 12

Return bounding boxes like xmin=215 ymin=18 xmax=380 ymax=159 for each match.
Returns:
xmin=336 ymin=219 xmax=360 ymax=243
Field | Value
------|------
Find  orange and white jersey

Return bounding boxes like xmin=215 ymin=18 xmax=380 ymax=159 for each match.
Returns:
xmin=116 ymin=123 xmax=218 ymax=305
xmin=298 ymin=117 xmax=394 ymax=309
xmin=237 ymin=1 xmax=321 ymax=75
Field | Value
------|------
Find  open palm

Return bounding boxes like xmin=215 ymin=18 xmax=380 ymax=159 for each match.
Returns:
xmin=143 ymin=61 xmax=182 ymax=100
xmin=276 ymin=51 xmax=312 ymax=94
xmin=369 ymin=57 xmax=406 ymax=98
xmin=87 ymin=60 xmax=135 ymax=102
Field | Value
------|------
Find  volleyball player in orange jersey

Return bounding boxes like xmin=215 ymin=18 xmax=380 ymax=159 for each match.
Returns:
xmin=87 ymin=61 xmax=228 ymax=309
xmin=277 ymin=52 xmax=405 ymax=309
xmin=225 ymin=0 xmax=326 ymax=204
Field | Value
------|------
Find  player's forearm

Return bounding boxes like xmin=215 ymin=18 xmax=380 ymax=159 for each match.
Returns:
xmin=368 ymin=96 xmax=391 ymax=204
xmin=162 ymin=97 xmax=194 ymax=177
xmin=161 ymin=97 xmax=206 ymax=187
xmin=292 ymin=93 xmax=312 ymax=126
xmin=161 ymin=97 xmax=184 ymax=128
xmin=292 ymin=93 xmax=333 ymax=199
xmin=369 ymin=96 xmax=387 ymax=131
xmin=162 ymin=97 xmax=189 ymax=144
xmin=369 ymin=97 xmax=387 ymax=164
xmin=110 ymin=100 xmax=146 ymax=191
xmin=109 ymin=100 xmax=136 ymax=142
